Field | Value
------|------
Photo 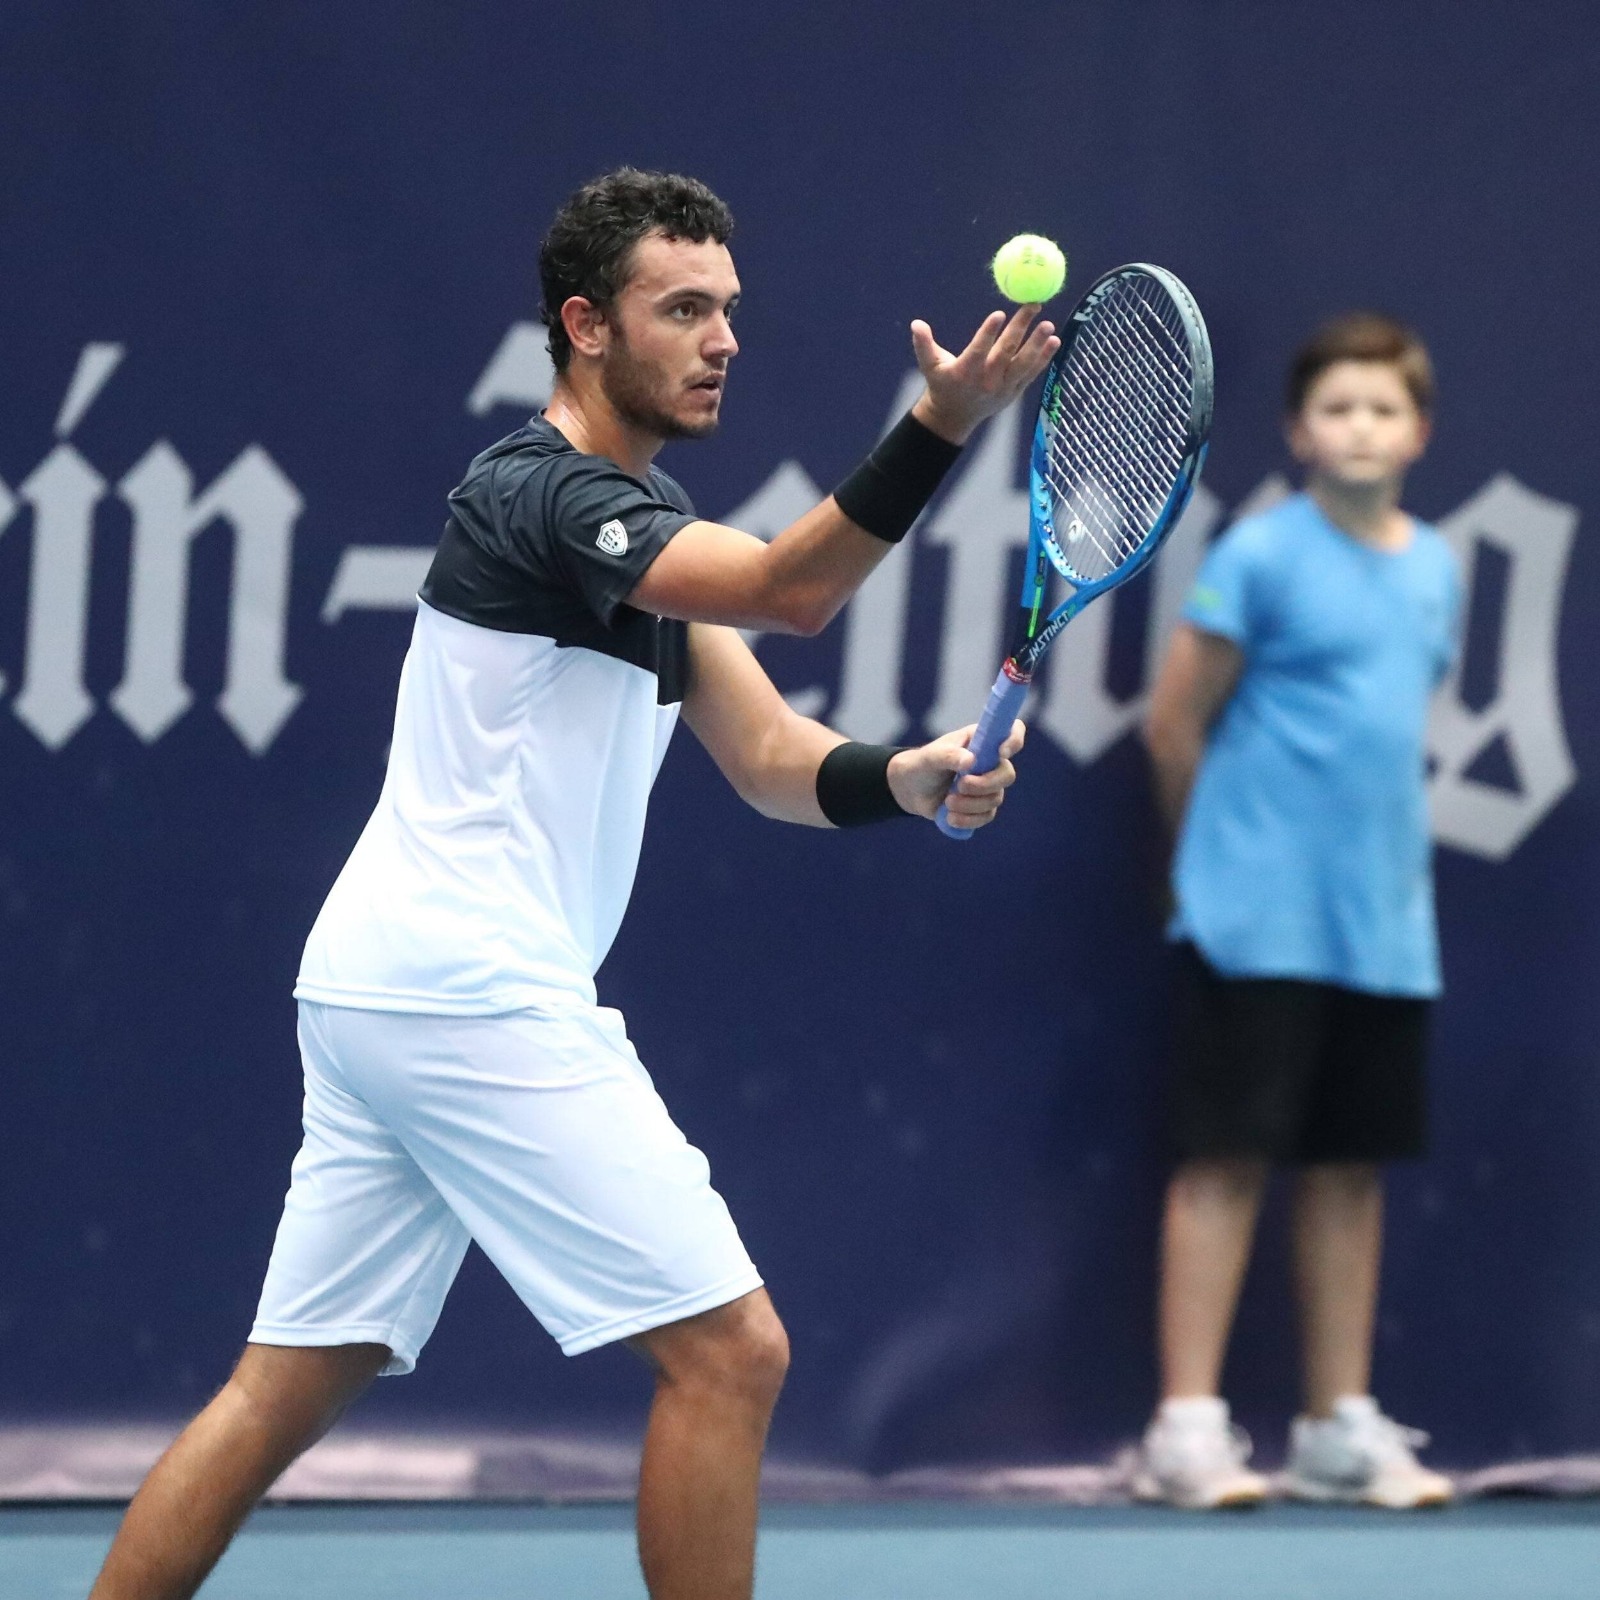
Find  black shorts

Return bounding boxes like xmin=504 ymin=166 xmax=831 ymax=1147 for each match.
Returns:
xmin=1169 ymin=942 xmax=1430 ymax=1164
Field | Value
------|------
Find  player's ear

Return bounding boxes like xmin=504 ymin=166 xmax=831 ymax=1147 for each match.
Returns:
xmin=561 ymin=295 xmax=609 ymax=361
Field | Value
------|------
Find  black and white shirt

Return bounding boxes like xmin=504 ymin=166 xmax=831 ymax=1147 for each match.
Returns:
xmin=296 ymin=418 xmax=697 ymax=1014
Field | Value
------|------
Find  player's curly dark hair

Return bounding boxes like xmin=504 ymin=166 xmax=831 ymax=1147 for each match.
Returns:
xmin=1287 ymin=312 xmax=1435 ymax=416
xmin=539 ymin=168 xmax=735 ymax=372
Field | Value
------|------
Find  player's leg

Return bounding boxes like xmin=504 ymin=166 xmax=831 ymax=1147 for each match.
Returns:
xmin=337 ymin=1004 xmax=772 ymax=1599
xmin=1283 ymin=989 xmax=1448 ymax=1505
xmin=88 ymin=1341 xmax=389 ymax=1600
xmin=629 ymin=1290 xmax=788 ymax=1600
xmin=90 ymin=1002 xmax=471 ymax=1597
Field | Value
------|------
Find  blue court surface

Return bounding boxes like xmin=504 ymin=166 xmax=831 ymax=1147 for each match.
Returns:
xmin=7 ymin=1499 xmax=1598 ymax=1599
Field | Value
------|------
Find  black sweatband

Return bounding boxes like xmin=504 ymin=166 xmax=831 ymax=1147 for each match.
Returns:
xmin=816 ymin=742 xmax=909 ymax=827
xmin=833 ymin=411 xmax=963 ymax=543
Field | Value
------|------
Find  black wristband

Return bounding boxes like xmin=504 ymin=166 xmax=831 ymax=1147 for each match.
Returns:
xmin=816 ymin=742 xmax=909 ymax=827
xmin=833 ymin=410 xmax=963 ymax=543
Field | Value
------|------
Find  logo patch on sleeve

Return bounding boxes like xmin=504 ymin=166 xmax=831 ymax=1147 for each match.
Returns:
xmin=596 ymin=519 xmax=629 ymax=556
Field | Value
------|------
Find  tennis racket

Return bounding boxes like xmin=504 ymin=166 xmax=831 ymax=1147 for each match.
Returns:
xmin=937 ymin=262 xmax=1214 ymax=839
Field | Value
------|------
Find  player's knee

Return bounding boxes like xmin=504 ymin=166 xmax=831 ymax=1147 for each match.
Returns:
xmin=706 ymin=1299 xmax=789 ymax=1410
xmin=733 ymin=1305 xmax=790 ymax=1407
xmin=228 ymin=1342 xmax=388 ymax=1439
xmin=653 ymin=1294 xmax=789 ymax=1411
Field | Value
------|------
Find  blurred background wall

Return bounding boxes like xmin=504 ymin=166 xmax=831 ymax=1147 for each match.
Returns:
xmin=2 ymin=0 xmax=1598 ymax=1486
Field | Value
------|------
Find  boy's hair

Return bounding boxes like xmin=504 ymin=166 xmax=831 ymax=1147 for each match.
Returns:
xmin=539 ymin=168 xmax=735 ymax=372
xmin=1286 ymin=312 xmax=1435 ymax=416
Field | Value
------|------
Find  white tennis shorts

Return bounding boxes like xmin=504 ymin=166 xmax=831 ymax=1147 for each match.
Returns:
xmin=250 ymin=1001 xmax=762 ymax=1372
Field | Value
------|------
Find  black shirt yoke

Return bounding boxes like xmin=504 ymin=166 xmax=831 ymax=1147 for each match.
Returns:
xmin=421 ymin=417 xmax=697 ymax=704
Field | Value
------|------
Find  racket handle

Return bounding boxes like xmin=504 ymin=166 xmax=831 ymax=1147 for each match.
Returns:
xmin=935 ymin=667 xmax=1030 ymax=841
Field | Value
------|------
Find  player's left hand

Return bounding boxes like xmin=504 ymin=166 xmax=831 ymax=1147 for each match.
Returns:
xmin=909 ymin=307 xmax=1060 ymax=445
xmin=888 ymin=720 xmax=1026 ymax=828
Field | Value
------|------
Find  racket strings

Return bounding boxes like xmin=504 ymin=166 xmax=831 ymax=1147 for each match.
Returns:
xmin=1076 ymin=295 xmax=1191 ymax=497
xmin=1051 ymin=314 xmax=1189 ymax=553
xmin=1047 ymin=367 xmax=1180 ymax=537
xmin=1040 ymin=276 xmax=1197 ymax=585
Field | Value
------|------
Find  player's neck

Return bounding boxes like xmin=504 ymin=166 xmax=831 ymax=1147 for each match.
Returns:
xmin=1307 ymin=474 xmax=1413 ymax=553
xmin=545 ymin=376 xmax=662 ymax=480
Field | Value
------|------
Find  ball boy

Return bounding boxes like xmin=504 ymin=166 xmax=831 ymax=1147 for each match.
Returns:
xmin=1136 ymin=313 xmax=1460 ymax=1509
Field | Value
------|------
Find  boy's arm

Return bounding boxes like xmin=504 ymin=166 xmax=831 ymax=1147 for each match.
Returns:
xmin=1142 ymin=622 xmax=1244 ymax=835
xmin=681 ymin=624 xmax=1022 ymax=829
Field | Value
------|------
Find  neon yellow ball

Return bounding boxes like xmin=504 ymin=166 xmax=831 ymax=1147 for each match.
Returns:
xmin=992 ymin=234 xmax=1067 ymax=303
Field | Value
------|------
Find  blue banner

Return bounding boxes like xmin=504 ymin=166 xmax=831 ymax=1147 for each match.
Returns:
xmin=2 ymin=0 xmax=1596 ymax=1483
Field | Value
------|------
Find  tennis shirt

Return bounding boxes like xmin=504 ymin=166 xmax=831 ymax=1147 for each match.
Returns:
xmin=1170 ymin=492 xmax=1461 ymax=997
xmin=296 ymin=417 xmax=699 ymax=1014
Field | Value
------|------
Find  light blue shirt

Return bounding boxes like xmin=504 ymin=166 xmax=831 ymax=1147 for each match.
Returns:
xmin=1171 ymin=492 xmax=1462 ymax=997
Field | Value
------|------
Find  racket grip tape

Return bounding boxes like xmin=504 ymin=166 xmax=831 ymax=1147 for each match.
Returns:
xmin=935 ymin=667 xmax=1030 ymax=841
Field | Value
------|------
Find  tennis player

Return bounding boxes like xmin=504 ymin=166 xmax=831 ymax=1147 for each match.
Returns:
xmin=87 ymin=169 xmax=1051 ymax=1600
xmin=1134 ymin=313 xmax=1459 ymax=1510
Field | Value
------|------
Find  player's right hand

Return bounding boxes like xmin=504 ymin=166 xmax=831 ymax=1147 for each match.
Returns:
xmin=888 ymin=719 xmax=1026 ymax=828
xmin=908 ymin=309 xmax=1059 ymax=445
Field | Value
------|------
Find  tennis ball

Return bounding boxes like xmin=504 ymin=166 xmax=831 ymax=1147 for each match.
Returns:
xmin=992 ymin=234 xmax=1067 ymax=303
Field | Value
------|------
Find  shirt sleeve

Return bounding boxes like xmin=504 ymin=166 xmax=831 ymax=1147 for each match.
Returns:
xmin=1179 ymin=525 xmax=1263 ymax=645
xmin=527 ymin=454 xmax=698 ymax=626
xmin=1434 ymin=541 xmax=1466 ymax=685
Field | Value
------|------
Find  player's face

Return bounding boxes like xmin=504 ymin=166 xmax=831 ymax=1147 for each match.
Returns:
xmin=1288 ymin=360 xmax=1430 ymax=489
xmin=601 ymin=233 xmax=740 ymax=441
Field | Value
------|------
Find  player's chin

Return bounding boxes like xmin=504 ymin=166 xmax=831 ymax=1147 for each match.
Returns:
xmin=676 ymin=386 xmax=725 ymax=436
xmin=668 ymin=406 xmax=721 ymax=441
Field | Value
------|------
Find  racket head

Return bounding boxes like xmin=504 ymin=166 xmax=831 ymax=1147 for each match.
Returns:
xmin=1015 ymin=263 xmax=1214 ymax=671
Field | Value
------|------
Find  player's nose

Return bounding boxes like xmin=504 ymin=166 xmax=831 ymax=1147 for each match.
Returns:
xmin=707 ymin=314 xmax=738 ymax=360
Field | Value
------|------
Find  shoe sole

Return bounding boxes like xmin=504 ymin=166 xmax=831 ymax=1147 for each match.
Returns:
xmin=1282 ymin=1474 xmax=1453 ymax=1510
xmin=1132 ymin=1472 xmax=1268 ymax=1511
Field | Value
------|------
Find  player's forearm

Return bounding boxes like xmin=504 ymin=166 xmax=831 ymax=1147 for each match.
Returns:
xmin=752 ymin=312 xmax=1059 ymax=627
xmin=749 ymin=408 xmax=966 ymax=633
xmin=729 ymin=710 xmax=847 ymax=826
xmin=633 ymin=412 xmax=962 ymax=634
xmin=748 ymin=500 xmax=898 ymax=636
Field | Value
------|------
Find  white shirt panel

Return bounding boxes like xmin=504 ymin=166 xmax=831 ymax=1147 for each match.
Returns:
xmin=295 ymin=602 xmax=678 ymax=1013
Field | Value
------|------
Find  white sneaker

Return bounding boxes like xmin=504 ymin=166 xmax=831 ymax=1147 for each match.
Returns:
xmin=1133 ymin=1397 xmax=1270 ymax=1509
xmin=1284 ymin=1395 xmax=1454 ymax=1508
